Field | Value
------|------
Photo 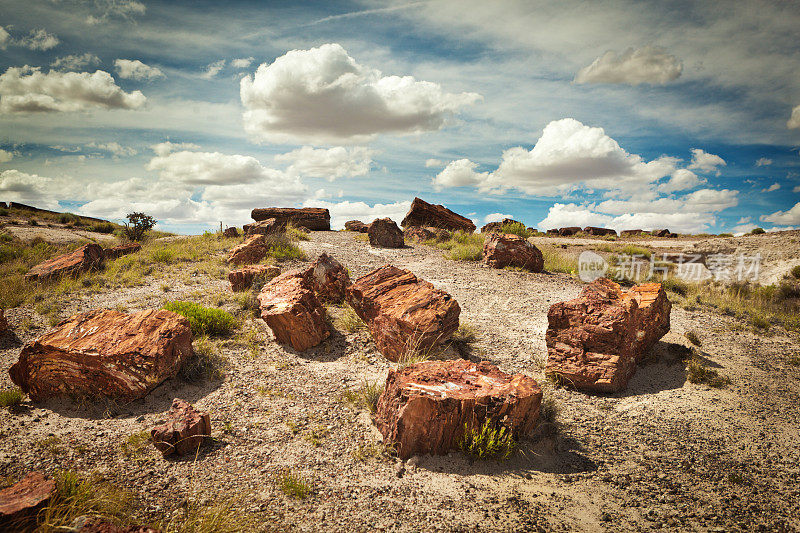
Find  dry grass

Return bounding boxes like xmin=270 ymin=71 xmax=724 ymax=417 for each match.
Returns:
xmin=539 ymin=246 xmax=578 ymax=274
xmin=157 ymin=498 xmax=258 ymax=533
xmin=279 ymin=470 xmax=312 ymax=500
xmin=686 ymin=356 xmax=731 ymax=388
xmin=180 ymin=337 xmax=229 ymax=382
xmin=684 ymin=330 xmax=702 ymax=346
xmin=0 ymin=386 xmax=23 ymax=408
xmin=458 ymin=419 xmax=516 ymax=460
xmin=429 ymin=231 xmax=484 ymax=261
xmin=341 ymin=380 xmax=384 ymax=414
xmin=331 ymin=302 xmax=367 ymax=333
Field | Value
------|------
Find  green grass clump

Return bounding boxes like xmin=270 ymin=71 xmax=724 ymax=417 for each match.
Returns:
xmin=284 ymin=223 xmax=310 ymax=241
xmin=459 ymin=419 xmax=516 ymax=460
xmin=180 ymin=337 xmax=229 ymax=382
xmin=149 ymin=247 xmax=176 ymax=264
xmin=686 ymin=357 xmax=731 ymax=388
xmin=750 ymin=227 xmax=765 ymax=235
xmin=791 ymin=265 xmax=800 ymax=280
xmin=118 ymin=430 xmax=151 ymax=458
xmin=662 ymin=277 xmax=689 ymax=297
xmin=341 ymin=380 xmax=383 ymax=414
xmin=279 ymin=471 xmax=312 ymax=500
xmin=90 ymin=222 xmax=116 ymax=234
xmin=332 ymin=303 xmax=366 ymax=333
xmin=498 ymin=221 xmax=534 ymax=238
xmin=0 ymin=387 xmax=23 ymax=408
xmin=158 ymin=498 xmax=256 ymax=533
xmin=430 ymin=231 xmax=484 ymax=262
xmin=162 ymin=301 xmax=238 ymax=336
xmin=684 ymin=330 xmax=702 ymax=346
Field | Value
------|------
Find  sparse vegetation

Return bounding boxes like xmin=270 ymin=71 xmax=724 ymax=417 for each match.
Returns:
xmin=36 ymin=435 xmax=64 ymax=455
xmin=352 ymin=441 xmax=394 ymax=462
xmin=284 ymin=223 xmax=310 ymax=241
xmin=180 ymin=337 xmax=229 ymax=382
xmin=0 ymin=387 xmax=23 ymax=408
xmin=162 ymin=301 xmax=238 ymax=336
xmin=341 ymin=380 xmax=383 ymax=414
xmin=662 ymin=277 xmax=689 ymax=297
xmin=449 ymin=322 xmax=480 ymax=356
xmin=540 ymin=395 xmax=560 ymax=424
xmin=122 ymin=212 xmax=157 ymax=242
xmin=791 ymin=265 xmax=800 ymax=280
xmin=90 ymin=222 xmax=116 ymax=234
xmin=498 ymin=221 xmax=534 ymax=238
xmin=686 ymin=357 xmax=731 ymax=388
xmin=279 ymin=470 xmax=312 ymax=499
xmin=158 ymin=498 xmax=257 ymax=533
xmin=459 ymin=419 xmax=516 ymax=460
xmin=684 ymin=330 xmax=702 ymax=346
xmin=540 ymin=246 xmax=578 ymax=274
xmin=430 ymin=231 xmax=484 ymax=261
xmin=750 ymin=227 xmax=765 ymax=235
xmin=331 ymin=302 xmax=366 ymax=333
xmin=118 ymin=430 xmax=151 ymax=458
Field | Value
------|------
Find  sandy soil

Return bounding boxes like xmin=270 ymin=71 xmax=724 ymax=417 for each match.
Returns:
xmin=1 ymin=230 xmax=799 ymax=532
xmin=1 ymin=222 xmax=118 ymax=245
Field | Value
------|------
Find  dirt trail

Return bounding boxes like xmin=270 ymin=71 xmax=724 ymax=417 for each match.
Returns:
xmin=1 ymin=231 xmax=799 ymax=532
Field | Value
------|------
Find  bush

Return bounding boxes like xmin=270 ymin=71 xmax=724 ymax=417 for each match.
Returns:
xmin=791 ymin=265 xmax=800 ymax=280
xmin=58 ymin=213 xmax=81 ymax=225
xmin=0 ymin=387 xmax=23 ymax=407
xmin=162 ymin=301 xmax=238 ymax=336
xmin=459 ymin=419 xmax=516 ymax=460
xmin=498 ymin=221 xmax=533 ymax=238
xmin=122 ymin=212 xmax=156 ymax=242
xmin=686 ymin=357 xmax=731 ymax=388
xmin=662 ymin=277 xmax=689 ymax=297
xmin=750 ymin=227 xmax=765 ymax=235
xmin=0 ymin=208 xmax=8 ymax=216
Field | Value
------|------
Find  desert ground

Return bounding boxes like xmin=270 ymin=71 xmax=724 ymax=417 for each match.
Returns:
xmin=1 ymin=219 xmax=800 ymax=532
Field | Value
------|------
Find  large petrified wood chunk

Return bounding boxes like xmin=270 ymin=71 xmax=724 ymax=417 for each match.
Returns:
xmin=0 ymin=471 xmax=56 ymax=529
xmin=346 ymin=265 xmax=460 ymax=361
xmin=151 ymin=398 xmax=211 ymax=456
xmin=25 ymin=243 xmax=105 ymax=281
xmin=404 ymin=226 xmax=450 ymax=242
xmin=545 ymin=278 xmax=671 ymax=392
xmin=401 ymin=197 xmax=476 ymax=233
xmin=228 ymin=264 xmax=280 ymax=292
xmin=257 ymin=270 xmax=330 ymax=351
xmin=305 ymin=252 xmax=350 ymax=303
xmin=344 ymin=220 xmax=369 ymax=233
xmin=227 ymin=234 xmax=267 ymax=265
xmin=375 ymin=360 xmax=542 ymax=459
xmin=243 ymin=218 xmax=285 ymax=236
xmin=9 ymin=309 xmax=193 ymax=402
xmin=583 ymin=226 xmax=617 ymax=236
xmin=222 ymin=226 xmax=240 ymax=238
xmin=368 ymin=218 xmax=404 ymax=248
xmin=558 ymin=226 xmax=581 ymax=236
xmin=250 ymin=207 xmax=330 ymax=231
xmin=483 ymin=233 xmax=544 ymax=271
xmin=103 ymin=243 xmax=141 ymax=261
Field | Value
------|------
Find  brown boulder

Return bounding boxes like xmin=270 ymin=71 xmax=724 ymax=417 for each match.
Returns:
xmin=0 ymin=471 xmax=56 ymax=529
xmin=346 ymin=265 xmax=460 ymax=361
xmin=103 ymin=243 xmax=141 ymax=261
xmin=257 ymin=270 xmax=330 ymax=351
xmin=368 ymin=218 xmax=404 ymax=248
xmin=25 ymin=243 xmax=105 ymax=281
xmin=483 ymin=233 xmax=544 ymax=271
xmin=583 ymin=226 xmax=617 ymax=236
xmin=404 ymin=226 xmax=451 ymax=242
xmin=545 ymin=278 xmax=671 ymax=392
xmin=304 ymin=253 xmax=350 ymax=302
xmin=250 ymin=207 xmax=330 ymax=231
xmin=558 ymin=227 xmax=581 ymax=236
xmin=620 ymin=229 xmax=643 ymax=237
xmin=652 ymin=229 xmax=670 ymax=237
xmin=243 ymin=218 xmax=285 ymax=236
xmin=546 ymin=228 xmax=559 ymax=235
xmin=9 ymin=309 xmax=193 ymax=402
xmin=344 ymin=220 xmax=370 ymax=233
xmin=151 ymin=398 xmax=211 ymax=456
xmin=228 ymin=264 xmax=280 ymax=292
xmin=480 ymin=218 xmax=523 ymax=233
xmin=401 ymin=197 xmax=475 ymax=233
xmin=222 ymin=227 xmax=239 ymax=238
xmin=227 ymin=234 xmax=267 ymax=265
xmin=375 ymin=360 xmax=542 ymax=459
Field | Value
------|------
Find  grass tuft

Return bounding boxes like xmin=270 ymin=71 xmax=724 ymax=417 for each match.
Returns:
xmin=686 ymin=357 xmax=731 ymax=388
xmin=0 ymin=386 xmax=23 ymax=408
xmin=279 ymin=470 xmax=312 ymax=500
xmin=539 ymin=246 xmax=578 ymax=274
xmin=332 ymin=303 xmax=366 ymax=333
xmin=341 ymin=380 xmax=383 ymax=414
xmin=459 ymin=419 xmax=516 ymax=460
xmin=684 ymin=330 xmax=702 ymax=346
xmin=118 ymin=430 xmax=151 ymax=458
xmin=162 ymin=301 xmax=238 ymax=336
xmin=180 ymin=336 xmax=229 ymax=382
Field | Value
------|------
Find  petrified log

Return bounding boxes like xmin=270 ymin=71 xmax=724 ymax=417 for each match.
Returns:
xmin=0 ymin=308 xmax=7 ymax=334
xmin=9 ymin=309 xmax=193 ymax=402
xmin=545 ymin=278 xmax=671 ymax=392
xmin=103 ymin=242 xmax=141 ymax=261
xmin=257 ymin=270 xmax=330 ymax=351
xmin=250 ymin=207 xmax=330 ymax=231
xmin=243 ymin=218 xmax=285 ymax=236
xmin=344 ymin=220 xmax=370 ymax=233
xmin=483 ymin=233 xmax=544 ymax=271
xmin=651 ymin=229 xmax=670 ymax=237
xmin=24 ymin=243 xmax=105 ymax=281
xmin=404 ymin=226 xmax=451 ymax=242
xmin=222 ymin=227 xmax=239 ymax=238
xmin=304 ymin=253 xmax=350 ymax=303
xmin=0 ymin=471 xmax=56 ymax=529
xmin=401 ymin=197 xmax=475 ymax=233
xmin=375 ymin=360 xmax=542 ymax=459
xmin=620 ymin=229 xmax=643 ymax=237
xmin=228 ymin=264 xmax=280 ymax=292
xmin=368 ymin=218 xmax=404 ymax=248
xmin=227 ymin=234 xmax=267 ymax=265
xmin=346 ymin=265 xmax=460 ymax=361
xmin=151 ymin=398 xmax=211 ymax=457
xmin=558 ymin=227 xmax=581 ymax=236
xmin=583 ymin=226 xmax=617 ymax=236
xmin=546 ymin=229 xmax=559 ymax=235
xmin=480 ymin=218 xmax=523 ymax=233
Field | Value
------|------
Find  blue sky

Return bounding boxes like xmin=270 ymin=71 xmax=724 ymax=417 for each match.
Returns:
xmin=1 ymin=0 xmax=799 ymax=234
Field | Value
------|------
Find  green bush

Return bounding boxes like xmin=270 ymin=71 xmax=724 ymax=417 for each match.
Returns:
xmin=162 ymin=301 xmax=238 ymax=336
xmin=498 ymin=221 xmax=533 ymax=238
xmin=279 ymin=470 xmax=311 ymax=499
xmin=750 ymin=227 xmax=765 ymax=235
xmin=122 ymin=212 xmax=156 ymax=242
xmin=459 ymin=419 xmax=516 ymax=460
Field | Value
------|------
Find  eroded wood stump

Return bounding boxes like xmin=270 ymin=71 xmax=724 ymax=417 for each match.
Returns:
xmin=401 ymin=197 xmax=475 ymax=233
xmin=25 ymin=243 xmax=105 ymax=281
xmin=0 ymin=471 xmax=56 ymax=529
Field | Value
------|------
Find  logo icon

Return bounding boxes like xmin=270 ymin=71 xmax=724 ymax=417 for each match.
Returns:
xmin=578 ymin=251 xmax=608 ymax=282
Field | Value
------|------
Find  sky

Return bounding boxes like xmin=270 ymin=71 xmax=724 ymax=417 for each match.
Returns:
xmin=1 ymin=0 xmax=799 ymax=235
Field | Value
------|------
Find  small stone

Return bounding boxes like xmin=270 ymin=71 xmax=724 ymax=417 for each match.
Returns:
xmin=368 ymin=218 xmax=404 ymax=248
xmin=151 ymin=399 xmax=211 ymax=457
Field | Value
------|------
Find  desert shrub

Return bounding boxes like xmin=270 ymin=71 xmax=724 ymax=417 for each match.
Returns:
xmin=0 ymin=208 xmax=8 ymax=216
xmin=118 ymin=430 xmax=151 ymax=458
xmin=684 ymin=330 xmax=702 ymax=346
xmin=792 ymin=265 xmax=800 ymax=280
xmin=332 ymin=303 xmax=366 ymax=333
xmin=149 ymin=247 xmax=176 ymax=264
xmin=58 ymin=213 xmax=81 ymax=225
xmin=430 ymin=231 xmax=484 ymax=261
xmin=459 ymin=419 xmax=516 ymax=460
xmin=662 ymin=277 xmax=688 ymax=297
xmin=750 ymin=227 xmax=765 ymax=235
xmin=263 ymin=234 xmax=306 ymax=261
xmin=90 ymin=222 xmax=115 ymax=234
xmin=0 ymin=387 xmax=23 ymax=407
xmin=751 ymin=315 xmax=770 ymax=331
xmin=285 ymin=223 xmax=310 ymax=241
xmin=279 ymin=470 xmax=311 ymax=499
xmin=686 ymin=357 xmax=731 ymax=388
xmin=341 ymin=380 xmax=383 ymax=414
xmin=162 ymin=301 xmax=238 ymax=336
xmin=498 ymin=221 xmax=533 ymax=238
xmin=180 ymin=336 xmax=229 ymax=382
xmin=122 ymin=212 xmax=156 ymax=242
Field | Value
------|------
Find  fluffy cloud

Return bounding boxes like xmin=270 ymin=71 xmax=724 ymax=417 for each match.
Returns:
xmin=755 ymin=157 xmax=772 ymax=166
xmin=0 ymin=149 xmax=13 ymax=163
xmin=275 ymin=146 xmax=374 ymax=180
xmin=0 ymin=26 xmax=9 ymax=50
xmin=231 ymin=57 xmax=254 ymax=68
xmin=0 ymin=66 xmax=146 ymax=113
xmin=201 ymin=60 xmax=225 ymax=79
xmin=51 ymin=53 xmax=100 ymax=71
xmin=87 ymin=0 xmax=146 ymax=25
xmin=0 ymin=169 xmax=65 ymax=209
xmin=240 ymin=43 xmax=481 ymax=144
xmin=19 ymin=29 xmax=59 ymax=51
xmin=432 ymin=159 xmax=487 ymax=190
xmin=762 ymin=182 xmax=780 ymax=192
xmin=657 ymin=168 xmax=704 ymax=193
xmin=687 ymin=148 xmax=726 ymax=174
xmin=484 ymin=212 xmax=513 ymax=223
xmin=761 ymin=202 xmax=800 ymax=225
xmin=425 ymin=159 xmax=444 ymax=168
xmin=574 ymin=46 xmax=682 ymax=85
xmin=537 ymin=203 xmax=715 ymax=234
xmin=306 ymin=199 xmax=412 ymax=229
xmin=595 ymin=188 xmax=738 ymax=216
xmin=115 ymin=59 xmax=165 ymax=81
xmin=794 ymin=185 xmax=800 ymax=193
xmin=150 ymin=142 xmax=201 ymax=157
xmin=788 ymin=105 xmax=800 ymax=129
xmin=87 ymin=141 xmax=137 ymax=156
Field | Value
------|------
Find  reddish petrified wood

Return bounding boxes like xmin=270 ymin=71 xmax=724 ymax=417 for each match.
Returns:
xmin=482 ymin=233 xmax=544 ymax=271
xmin=9 ymin=309 xmax=193 ymax=402
xmin=583 ymin=226 xmax=617 ymax=236
xmin=480 ymin=218 xmax=523 ymax=233
xmin=368 ymin=218 xmax=404 ymax=248
xmin=404 ymin=226 xmax=451 ymax=242
xmin=375 ymin=360 xmax=542 ymax=459
xmin=558 ymin=227 xmax=581 ymax=236
xmin=545 ymin=278 xmax=671 ymax=392
xmin=103 ymin=243 xmax=141 ymax=261
xmin=620 ymin=229 xmax=643 ymax=237
xmin=304 ymin=253 xmax=350 ymax=302
xmin=222 ymin=227 xmax=240 ymax=238
xmin=0 ymin=471 xmax=56 ymax=529
xmin=401 ymin=197 xmax=475 ymax=233
xmin=257 ymin=270 xmax=330 ymax=351
xmin=243 ymin=218 xmax=285 ymax=236
xmin=227 ymin=234 xmax=267 ymax=265
xmin=228 ymin=264 xmax=280 ymax=292
xmin=346 ymin=265 xmax=460 ymax=361
xmin=25 ymin=243 xmax=105 ymax=281
xmin=250 ymin=207 xmax=330 ymax=231
xmin=151 ymin=398 xmax=211 ymax=457
xmin=344 ymin=220 xmax=370 ymax=233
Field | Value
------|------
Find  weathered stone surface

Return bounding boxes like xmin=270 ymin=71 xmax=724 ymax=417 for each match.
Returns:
xmin=151 ymin=398 xmax=211 ymax=457
xmin=401 ymin=197 xmax=476 ymax=233
xmin=243 ymin=218 xmax=284 ymax=236
xmin=404 ymin=226 xmax=451 ymax=242
xmin=483 ymin=233 xmax=544 ymax=271
xmin=344 ymin=220 xmax=370 ymax=233
xmin=652 ymin=229 xmax=670 ymax=237
xmin=480 ymin=218 xmax=524 ymax=234
xmin=346 ymin=265 xmax=460 ymax=361
xmin=558 ymin=227 xmax=581 ymax=236
xmin=0 ymin=308 xmax=7 ymax=334
xmin=620 ymin=229 xmax=643 ymax=237
xmin=305 ymin=253 xmax=350 ymax=302
xmin=228 ymin=264 xmax=280 ymax=292
xmin=368 ymin=218 xmax=404 ymax=248
xmin=0 ymin=471 xmax=56 ymax=529
xmin=583 ymin=226 xmax=617 ymax=236
xmin=250 ymin=207 xmax=330 ymax=231
xmin=103 ymin=243 xmax=141 ymax=261
xmin=227 ymin=234 xmax=267 ymax=265
xmin=25 ymin=243 xmax=105 ymax=281
xmin=9 ymin=309 xmax=193 ymax=402
xmin=257 ymin=270 xmax=330 ymax=351
xmin=375 ymin=360 xmax=542 ymax=459
xmin=222 ymin=227 xmax=239 ymax=238
xmin=545 ymin=278 xmax=671 ymax=392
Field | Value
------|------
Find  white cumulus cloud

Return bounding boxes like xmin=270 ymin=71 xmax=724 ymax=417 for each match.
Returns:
xmin=761 ymin=182 xmax=780 ymax=192
xmin=275 ymin=146 xmax=374 ymax=180
xmin=150 ymin=142 xmax=201 ymax=157
xmin=788 ymin=105 xmax=800 ymax=129
xmin=87 ymin=141 xmax=137 ymax=157
xmin=755 ymin=157 xmax=772 ymax=166
xmin=762 ymin=202 xmax=800 ymax=225
xmin=687 ymin=148 xmax=726 ymax=174
xmin=657 ymin=168 xmax=704 ymax=193
xmin=231 ymin=57 xmax=254 ymax=68
xmin=51 ymin=53 xmax=100 ymax=71
xmin=0 ymin=169 xmax=67 ymax=209
xmin=574 ymin=45 xmax=682 ymax=85
xmin=19 ymin=29 xmax=59 ymax=51
xmin=307 ymin=199 xmax=412 ymax=229
xmin=115 ymin=59 xmax=165 ymax=81
xmin=484 ymin=212 xmax=514 ymax=223
xmin=201 ymin=60 xmax=225 ymax=79
xmin=537 ymin=202 xmax=715 ymax=234
xmin=0 ymin=149 xmax=13 ymax=163
xmin=240 ymin=43 xmax=481 ymax=144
